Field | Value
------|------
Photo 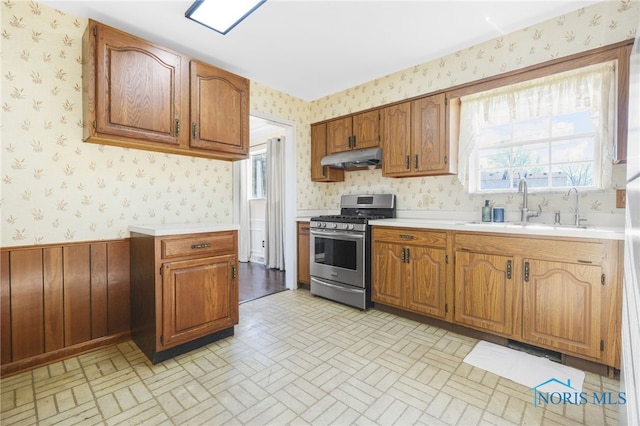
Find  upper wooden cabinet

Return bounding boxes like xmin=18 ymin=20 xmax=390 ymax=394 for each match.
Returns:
xmin=189 ymin=60 xmax=249 ymax=156
xmin=382 ymin=93 xmax=457 ymax=177
xmin=326 ymin=110 xmax=381 ymax=154
xmin=83 ymin=19 xmax=249 ymax=161
xmin=310 ymin=123 xmax=344 ymax=182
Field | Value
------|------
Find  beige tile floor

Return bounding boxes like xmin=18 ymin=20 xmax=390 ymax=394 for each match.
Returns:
xmin=1 ymin=290 xmax=620 ymax=425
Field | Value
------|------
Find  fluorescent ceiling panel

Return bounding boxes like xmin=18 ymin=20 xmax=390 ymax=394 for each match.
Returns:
xmin=186 ymin=0 xmax=266 ymax=35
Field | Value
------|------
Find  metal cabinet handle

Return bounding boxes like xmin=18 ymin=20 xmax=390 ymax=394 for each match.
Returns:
xmin=401 ymin=247 xmax=406 ymax=263
xmin=524 ymin=261 xmax=530 ymax=282
xmin=506 ymin=260 xmax=512 ymax=279
xmin=352 ymin=135 xmax=357 ymax=147
xmin=406 ymin=248 xmax=410 ymax=263
xmin=192 ymin=122 xmax=198 ymax=139
xmin=399 ymin=234 xmax=414 ymax=240
xmin=414 ymin=155 xmax=419 ymax=169
xmin=191 ymin=243 xmax=212 ymax=249
xmin=405 ymin=155 xmax=410 ymax=170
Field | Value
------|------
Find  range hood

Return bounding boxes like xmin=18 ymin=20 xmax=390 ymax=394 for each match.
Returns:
xmin=320 ymin=147 xmax=382 ymax=169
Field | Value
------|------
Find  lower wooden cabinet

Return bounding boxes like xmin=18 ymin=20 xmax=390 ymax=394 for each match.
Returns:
xmin=297 ymin=222 xmax=310 ymax=286
xmin=453 ymin=232 xmax=621 ymax=367
xmin=161 ymin=254 xmax=237 ymax=348
xmin=371 ymin=226 xmax=623 ymax=369
xmin=454 ymin=251 xmax=516 ymax=337
xmin=522 ymin=259 xmax=602 ymax=359
xmin=372 ymin=227 xmax=450 ymax=320
xmin=130 ymin=230 xmax=239 ymax=363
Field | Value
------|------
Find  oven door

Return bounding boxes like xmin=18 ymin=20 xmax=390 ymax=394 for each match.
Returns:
xmin=309 ymin=228 xmax=365 ymax=288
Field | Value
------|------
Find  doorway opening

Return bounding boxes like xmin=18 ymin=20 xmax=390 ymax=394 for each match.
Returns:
xmin=233 ymin=113 xmax=296 ymax=302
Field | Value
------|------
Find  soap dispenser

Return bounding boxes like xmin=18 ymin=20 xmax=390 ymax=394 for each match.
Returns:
xmin=482 ymin=200 xmax=492 ymax=222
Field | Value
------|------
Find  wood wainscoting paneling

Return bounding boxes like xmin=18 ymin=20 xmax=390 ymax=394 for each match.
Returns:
xmin=0 ymin=239 xmax=131 ymax=377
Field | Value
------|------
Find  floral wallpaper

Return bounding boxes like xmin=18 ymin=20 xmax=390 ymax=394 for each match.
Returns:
xmin=305 ymin=0 xmax=638 ymax=223
xmin=1 ymin=0 xmax=638 ymax=248
xmin=0 ymin=1 xmax=311 ymax=248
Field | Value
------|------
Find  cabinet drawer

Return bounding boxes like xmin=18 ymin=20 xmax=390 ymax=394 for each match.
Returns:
xmin=373 ymin=227 xmax=447 ymax=247
xmin=161 ymin=232 xmax=236 ymax=259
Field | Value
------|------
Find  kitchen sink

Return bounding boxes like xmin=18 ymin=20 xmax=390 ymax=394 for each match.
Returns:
xmin=464 ymin=221 xmax=594 ymax=230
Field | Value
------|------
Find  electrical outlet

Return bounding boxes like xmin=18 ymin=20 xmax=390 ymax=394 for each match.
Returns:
xmin=616 ymin=189 xmax=626 ymax=208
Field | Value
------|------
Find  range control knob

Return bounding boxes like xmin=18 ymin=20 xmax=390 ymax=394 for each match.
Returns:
xmin=342 ymin=224 xmax=349 ymax=230
xmin=321 ymin=222 xmax=327 ymax=228
xmin=347 ymin=224 xmax=355 ymax=230
xmin=330 ymin=223 xmax=338 ymax=229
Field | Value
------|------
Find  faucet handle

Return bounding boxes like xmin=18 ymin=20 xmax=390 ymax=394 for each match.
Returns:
xmin=531 ymin=204 xmax=542 ymax=218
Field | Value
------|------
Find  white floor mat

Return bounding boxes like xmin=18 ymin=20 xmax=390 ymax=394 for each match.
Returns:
xmin=463 ymin=340 xmax=585 ymax=394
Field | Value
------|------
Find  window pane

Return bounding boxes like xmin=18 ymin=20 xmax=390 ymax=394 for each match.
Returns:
xmin=251 ymin=152 xmax=267 ymax=198
xmin=478 ymin=147 xmax=510 ymax=169
xmin=551 ymin=111 xmax=594 ymax=137
xmin=512 ymin=117 xmax=550 ymax=142
xmin=477 ymin=123 xmax=511 ymax=147
xmin=551 ymin=138 xmax=594 ymax=162
xmin=515 ymin=143 xmax=548 ymax=168
xmin=525 ymin=168 xmax=550 ymax=188
xmin=553 ymin=163 xmax=593 ymax=187
xmin=480 ymin=169 xmax=511 ymax=190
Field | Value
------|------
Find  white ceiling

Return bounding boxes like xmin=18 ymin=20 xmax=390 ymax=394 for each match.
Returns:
xmin=41 ymin=0 xmax=601 ymax=102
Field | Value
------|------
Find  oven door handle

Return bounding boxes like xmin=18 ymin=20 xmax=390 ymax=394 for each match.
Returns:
xmin=311 ymin=277 xmax=363 ymax=293
xmin=310 ymin=230 xmax=365 ymax=240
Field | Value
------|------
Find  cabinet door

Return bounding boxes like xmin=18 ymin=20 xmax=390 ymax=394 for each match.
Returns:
xmin=372 ymin=241 xmax=404 ymax=307
xmin=352 ymin=110 xmax=380 ymax=149
xmin=162 ymin=255 xmax=238 ymax=349
xmin=92 ymin=22 xmax=183 ymax=145
xmin=522 ymin=259 xmax=602 ymax=359
xmin=311 ymin=123 xmax=344 ymax=182
xmin=190 ymin=61 xmax=249 ymax=157
xmin=297 ymin=223 xmax=310 ymax=285
xmin=412 ymin=93 xmax=448 ymax=174
xmin=326 ymin=117 xmax=353 ymax=154
xmin=454 ymin=251 xmax=515 ymax=336
xmin=406 ymin=246 xmax=447 ymax=319
xmin=382 ymin=102 xmax=412 ymax=176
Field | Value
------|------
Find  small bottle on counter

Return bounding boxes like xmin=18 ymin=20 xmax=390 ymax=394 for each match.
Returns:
xmin=482 ymin=200 xmax=492 ymax=222
xmin=493 ymin=206 xmax=505 ymax=222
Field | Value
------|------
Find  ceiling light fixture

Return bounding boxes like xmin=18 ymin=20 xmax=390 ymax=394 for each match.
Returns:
xmin=185 ymin=0 xmax=267 ymax=35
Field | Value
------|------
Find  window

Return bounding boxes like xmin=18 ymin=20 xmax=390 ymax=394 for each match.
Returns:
xmin=458 ymin=61 xmax=616 ymax=193
xmin=250 ymin=150 xmax=267 ymax=198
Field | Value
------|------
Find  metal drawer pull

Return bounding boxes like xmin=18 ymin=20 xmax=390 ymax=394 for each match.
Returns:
xmin=191 ymin=243 xmax=211 ymax=249
xmin=577 ymin=259 xmax=593 ymax=264
xmin=399 ymin=234 xmax=414 ymax=240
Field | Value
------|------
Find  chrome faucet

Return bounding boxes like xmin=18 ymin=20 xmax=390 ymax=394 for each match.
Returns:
xmin=567 ymin=187 xmax=586 ymax=227
xmin=518 ymin=178 xmax=541 ymax=222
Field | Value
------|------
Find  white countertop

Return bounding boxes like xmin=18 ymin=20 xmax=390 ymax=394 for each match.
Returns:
xmin=129 ymin=222 xmax=240 ymax=236
xmin=369 ymin=218 xmax=625 ymax=240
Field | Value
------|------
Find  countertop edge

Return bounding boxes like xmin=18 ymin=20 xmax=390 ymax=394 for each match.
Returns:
xmin=369 ymin=218 xmax=625 ymax=240
xmin=129 ymin=223 xmax=240 ymax=237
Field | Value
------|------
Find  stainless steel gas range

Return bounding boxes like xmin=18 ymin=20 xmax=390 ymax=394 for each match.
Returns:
xmin=309 ymin=194 xmax=396 ymax=310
